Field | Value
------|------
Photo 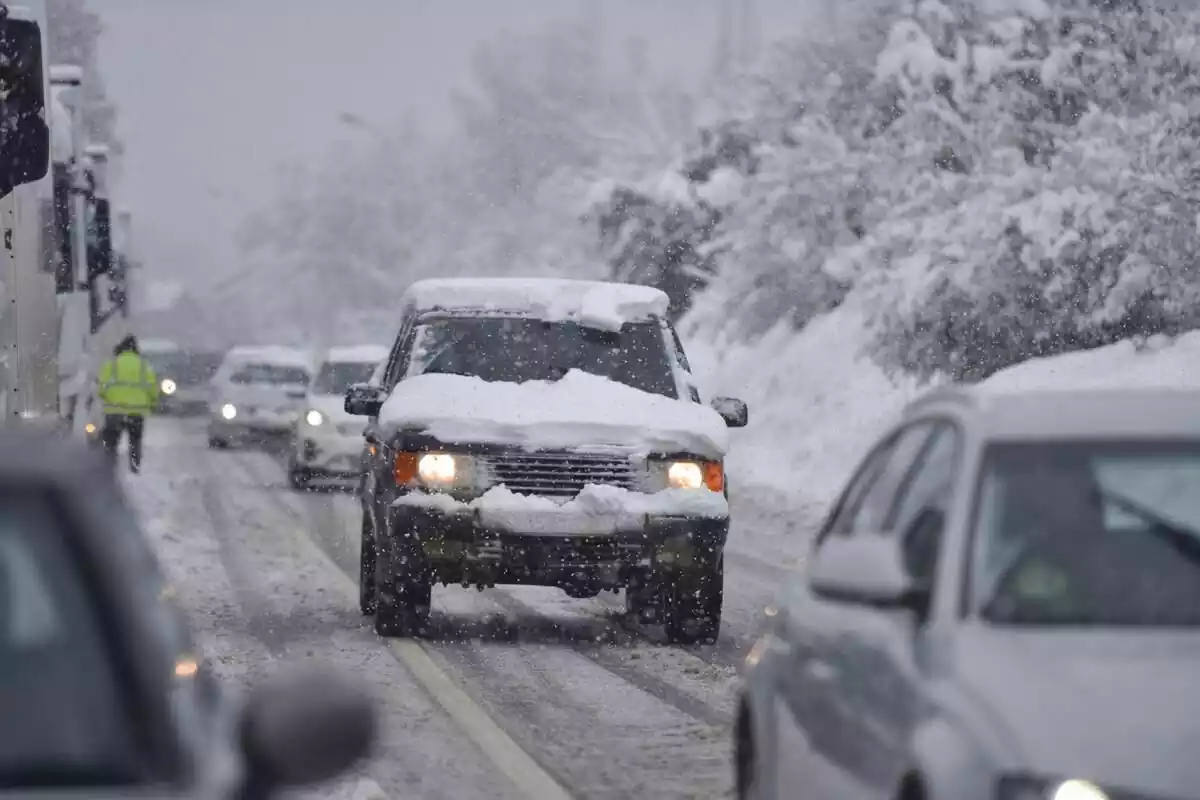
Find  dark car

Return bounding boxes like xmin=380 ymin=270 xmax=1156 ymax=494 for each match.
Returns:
xmin=0 ymin=430 xmax=374 ymax=797
xmin=143 ymin=350 xmax=225 ymax=416
xmin=346 ymin=278 xmax=748 ymax=644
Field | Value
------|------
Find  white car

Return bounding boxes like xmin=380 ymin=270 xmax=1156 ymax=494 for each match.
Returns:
xmin=286 ymin=345 xmax=387 ymax=489
xmin=207 ymin=346 xmax=314 ymax=449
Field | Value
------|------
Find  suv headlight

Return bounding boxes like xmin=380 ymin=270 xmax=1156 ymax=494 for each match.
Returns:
xmin=646 ymin=457 xmax=724 ymax=492
xmin=161 ymin=378 xmax=177 ymax=395
xmin=393 ymin=451 xmax=484 ymax=495
xmin=997 ymin=776 xmax=1112 ymax=800
xmin=304 ymin=409 xmax=324 ymax=427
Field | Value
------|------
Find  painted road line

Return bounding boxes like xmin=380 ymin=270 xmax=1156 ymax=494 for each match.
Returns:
xmin=270 ymin=498 xmax=573 ymax=800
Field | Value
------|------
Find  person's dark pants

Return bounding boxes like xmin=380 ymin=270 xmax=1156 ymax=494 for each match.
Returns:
xmin=101 ymin=414 xmax=146 ymax=472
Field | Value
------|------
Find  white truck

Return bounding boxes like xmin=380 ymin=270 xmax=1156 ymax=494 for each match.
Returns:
xmin=0 ymin=0 xmax=131 ymax=434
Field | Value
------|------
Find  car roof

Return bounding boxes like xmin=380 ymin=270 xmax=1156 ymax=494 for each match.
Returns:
xmin=400 ymin=277 xmax=670 ymax=327
xmin=222 ymin=345 xmax=313 ymax=369
xmin=905 ymin=385 xmax=1200 ymax=440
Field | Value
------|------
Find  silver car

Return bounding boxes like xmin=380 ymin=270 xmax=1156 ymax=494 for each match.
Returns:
xmin=738 ymin=386 xmax=1200 ymax=800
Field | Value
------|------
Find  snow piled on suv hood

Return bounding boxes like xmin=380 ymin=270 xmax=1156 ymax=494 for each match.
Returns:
xmin=379 ymin=369 xmax=729 ymax=458
xmin=404 ymin=278 xmax=670 ymax=332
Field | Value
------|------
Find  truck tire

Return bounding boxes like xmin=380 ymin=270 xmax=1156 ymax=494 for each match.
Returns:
xmin=373 ymin=531 xmax=431 ymax=637
xmin=359 ymin=514 xmax=376 ymax=616
xmin=664 ymin=555 xmax=724 ymax=645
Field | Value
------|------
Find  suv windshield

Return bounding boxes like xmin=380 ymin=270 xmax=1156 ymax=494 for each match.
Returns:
xmin=0 ymin=491 xmax=139 ymax=786
xmin=408 ymin=316 xmax=678 ymax=398
xmin=312 ymin=361 xmax=377 ymax=395
xmin=229 ymin=363 xmax=309 ymax=386
xmin=972 ymin=441 xmax=1200 ymax=626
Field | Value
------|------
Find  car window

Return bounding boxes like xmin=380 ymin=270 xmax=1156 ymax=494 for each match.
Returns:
xmin=884 ymin=423 xmax=961 ymax=586
xmin=0 ymin=491 xmax=141 ymax=786
xmin=406 ymin=316 xmax=678 ymax=398
xmin=821 ymin=435 xmax=901 ymax=543
xmin=312 ymin=361 xmax=378 ymax=395
xmin=971 ymin=440 xmax=1200 ymax=626
xmin=842 ymin=423 xmax=935 ymax=535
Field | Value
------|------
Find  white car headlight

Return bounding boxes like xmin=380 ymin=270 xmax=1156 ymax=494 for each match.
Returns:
xmin=220 ymin=403 xmax=237 ymax=420
xmin=161 ymin=378 xmax=177 ymax=395
xmin=304 ymin=409 xmax=324 ymax=427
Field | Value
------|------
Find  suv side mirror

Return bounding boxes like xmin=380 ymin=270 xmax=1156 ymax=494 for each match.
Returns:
xmin=0 ymin=15 xmax=49 ymax=198
xmin=711 ymin=396 xmax=748 ymax=428
xmin=239 ymin=669 xmax=376 ymax=799
xmin=345 ymin=383 xmax=386 ymax=417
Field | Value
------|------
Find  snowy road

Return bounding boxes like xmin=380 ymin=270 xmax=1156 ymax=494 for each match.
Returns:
xmin=126 ymin=418 xmax=806 ymax=800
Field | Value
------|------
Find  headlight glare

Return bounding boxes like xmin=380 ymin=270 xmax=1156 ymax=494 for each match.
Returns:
xmin=668 ymin=461 xmax=704 ymax=489
xmin=996 ymin=775 xmax=1110 ymax=800
xmin=418 ymin=452 xmax=459 ymax=484
xmin=220 ymin=403 xmax=237 ymax=420
xmin=304 ymin=409 xmax=324 ymax=427
xmin=160 ymin=378 xmax=177 ymax=395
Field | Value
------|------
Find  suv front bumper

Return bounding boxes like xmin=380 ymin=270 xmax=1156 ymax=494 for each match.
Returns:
xmin=385 ymin=501 xmax=729 ymax=590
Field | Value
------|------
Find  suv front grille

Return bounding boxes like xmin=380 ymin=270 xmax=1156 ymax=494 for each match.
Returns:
xmin=485 ymin=452 xmax=638 ymax=497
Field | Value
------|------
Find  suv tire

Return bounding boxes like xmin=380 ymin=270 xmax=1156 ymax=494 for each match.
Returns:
xmin=207 ymin=436 xmax=227 ymax=449
xmin=359 ymin=514 xmax=376 ymax=616
xmin=664 ymin=555 xmax=723 ymax=645
xmin=373 ymin=532 xmax=431 ymax=637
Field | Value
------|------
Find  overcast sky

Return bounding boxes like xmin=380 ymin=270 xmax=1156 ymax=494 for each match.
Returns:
xmin=95 ymin=1 xmax=815 ymax=296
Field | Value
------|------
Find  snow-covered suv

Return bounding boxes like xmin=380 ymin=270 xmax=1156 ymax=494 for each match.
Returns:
xmin=345 ymin=278 xmax=748 ymax=644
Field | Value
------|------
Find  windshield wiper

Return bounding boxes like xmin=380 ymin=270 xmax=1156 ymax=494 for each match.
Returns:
xmin=1096 ymin=487 xmax=1200 ymax=568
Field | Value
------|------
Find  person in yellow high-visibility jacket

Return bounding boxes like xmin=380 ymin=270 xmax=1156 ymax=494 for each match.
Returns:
xmin=97 ymin=334 xmax=160 ymax=473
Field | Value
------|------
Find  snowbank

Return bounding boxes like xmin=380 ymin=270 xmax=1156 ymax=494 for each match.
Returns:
xmin=395 ymin=484 xmax=729 ymax=535
xmin=684 ymin=304 xmax=920 ymax=527
xmin=380 ymin=369 xmax=730 ymax=458
xmin=403 ymin=278 xmax=670 ymax=332
xmin=983 ymin=333 xmax=1200 ymax=392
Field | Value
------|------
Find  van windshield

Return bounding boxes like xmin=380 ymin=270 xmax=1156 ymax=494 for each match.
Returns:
xmin=408 ymin=317 xmax=678 ymax=398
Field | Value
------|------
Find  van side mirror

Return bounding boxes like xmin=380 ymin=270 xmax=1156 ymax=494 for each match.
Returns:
xmin=345 ymin=383 xmax=386 ymax=417
xmin=239 ymin=668 xmax=376 ymax=799
xmin=711 ymin=396 xmax=748 ymax=428
xmin=0 ymin=14 xmax=50 ymax=198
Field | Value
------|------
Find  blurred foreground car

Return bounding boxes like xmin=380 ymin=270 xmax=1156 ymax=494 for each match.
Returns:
xmin=208 ymin=346 xmax=312 ymax=449
xmin=287 ymin=345 xmax=387 ymax=490
xmin=348 ymin=278 xmax=747 ymax=643
xmin=738 ymin=386 xmax=1200 ymax=800
xmin=0 ymin=430 xmax=375 ymax=797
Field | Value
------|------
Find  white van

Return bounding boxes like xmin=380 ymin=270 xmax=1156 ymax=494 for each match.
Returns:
xmin=207 ymin=346 xmax=313 ymax=449
xmin=287 ymin=345 xmax=387 ymax=488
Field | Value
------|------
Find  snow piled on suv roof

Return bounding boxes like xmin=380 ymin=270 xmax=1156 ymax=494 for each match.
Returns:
xmin=379 ymin=369 xmax=729 ymax=458
xmin=403 ymin=278 xmax=670 ymax=332
xmin=222 ymin=345 xmax=313 ymax=369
